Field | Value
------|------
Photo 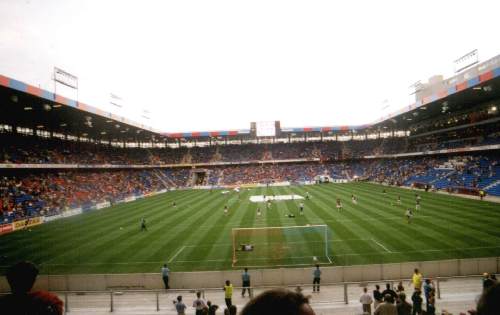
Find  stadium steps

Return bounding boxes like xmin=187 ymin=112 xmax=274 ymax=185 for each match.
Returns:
xmin=152 ymin=170 xmax=170 ymax=189
xmin=484 ymin=179 xmax=500 ymax=190
xmin=485 ymin=179 xmax=500 ymax=196
xmin=218 ymin=170 xmax=225 ymax=186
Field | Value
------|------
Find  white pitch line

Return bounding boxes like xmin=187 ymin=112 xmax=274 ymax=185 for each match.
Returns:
xmin=372 ymin=238 xmax=392 ymax=253
xmin=168 ymin=246 xmax=186 ymax=263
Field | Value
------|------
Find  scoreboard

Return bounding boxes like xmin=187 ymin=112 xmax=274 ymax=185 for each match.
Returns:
xmin=251 ymin=121 xmax=281 ymax=137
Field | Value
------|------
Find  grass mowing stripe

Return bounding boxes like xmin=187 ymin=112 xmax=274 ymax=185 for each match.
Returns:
xmin=300 ymin=185 xmax=374 ymax=262
xmin=313 ymin=183 xmax=473 ymax=263
xmin=2 ymin=183 xmax=499 ymax=273
xmin=39 ymin=190 xmax=209 ymax=265
xmin=331 ymin=183 xmax=500 ymax=247
xmin=41 ymin=190 xmax=223 ymax=273
xmin=165 ymin=189 xmax=240 ymax=269
xmin=0 ymin=190 xmax=201 ymax=259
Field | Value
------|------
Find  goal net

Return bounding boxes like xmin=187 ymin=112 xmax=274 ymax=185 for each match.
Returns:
xmin=232 ymin=225 xmax=332 ymax=267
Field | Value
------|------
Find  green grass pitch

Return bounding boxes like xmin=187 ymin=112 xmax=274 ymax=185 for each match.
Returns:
xmin=1 ymin=182 xmax=500 ymax=275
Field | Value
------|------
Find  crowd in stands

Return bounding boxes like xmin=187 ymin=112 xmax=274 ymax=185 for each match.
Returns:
xmin=2 ymin=126 xmax=500 ymax=167
xmin=0 ymin=170 xmax=165 ymax=223
xmin=2 ymin=153 xmax=499 ymax=223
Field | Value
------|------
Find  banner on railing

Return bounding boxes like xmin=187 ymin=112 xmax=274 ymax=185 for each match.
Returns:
xmin=0 ymin=223 xmax=14 ymax=235
xmin=96 ymin=201 xmax=111 ymax=210
xmin=12 ymin=217 xmax=44 ymax=230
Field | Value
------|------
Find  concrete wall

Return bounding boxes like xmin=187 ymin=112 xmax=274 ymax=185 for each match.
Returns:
xmin=1 ymin=257 xmax=498 ymax=293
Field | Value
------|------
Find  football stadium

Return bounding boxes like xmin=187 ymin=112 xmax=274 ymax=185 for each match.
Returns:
xmin=1 ymin=1 xmax=500 ymax=315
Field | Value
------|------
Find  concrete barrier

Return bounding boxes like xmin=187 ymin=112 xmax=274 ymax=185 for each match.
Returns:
xmin=0 ymin=257 xmax=498 ymax=293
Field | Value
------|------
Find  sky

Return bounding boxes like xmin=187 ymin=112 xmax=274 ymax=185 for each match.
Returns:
xmin=0 ymin=0 xmax=499 ymax=133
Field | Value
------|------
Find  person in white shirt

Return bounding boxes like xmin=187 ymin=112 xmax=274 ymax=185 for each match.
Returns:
xmin=192 ymin=291 xmax=207 ymax=315
xmin=359 ymin=287 xmax=374 ymax=315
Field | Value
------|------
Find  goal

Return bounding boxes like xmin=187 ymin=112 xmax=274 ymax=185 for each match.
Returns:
xmin=231 ymin=225 xmax=332 ymax=267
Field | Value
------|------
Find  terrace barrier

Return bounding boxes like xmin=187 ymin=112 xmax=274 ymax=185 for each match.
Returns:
xmin=1 ymin=256 xmax=498 ymax=293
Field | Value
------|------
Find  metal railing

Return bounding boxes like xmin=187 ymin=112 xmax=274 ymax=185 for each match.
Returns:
xmin=58 ymin=274 xmax=484 ymax=313
xmin=0 ymin=274 xmax=485 ymax=313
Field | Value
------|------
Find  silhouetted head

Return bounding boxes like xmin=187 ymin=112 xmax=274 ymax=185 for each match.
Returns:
xmin=241 ymin=288 xmax=315 ymax=315
xmin=6 ymin=261 xmax=39 ymax=294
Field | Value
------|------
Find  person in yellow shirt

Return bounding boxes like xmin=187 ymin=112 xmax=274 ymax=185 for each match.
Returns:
xmin=224 ymin=280 xmax=233 ymax=308
xmin=412 ymin=268 xmax=423 ymax=290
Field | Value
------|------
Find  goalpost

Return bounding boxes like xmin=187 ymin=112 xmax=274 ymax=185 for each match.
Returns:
xmin=231 ymin=225 xmax=332 ymax=267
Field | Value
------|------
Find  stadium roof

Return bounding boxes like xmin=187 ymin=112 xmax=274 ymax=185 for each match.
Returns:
xmin=1 ymin=54 xmax=499 ymax=141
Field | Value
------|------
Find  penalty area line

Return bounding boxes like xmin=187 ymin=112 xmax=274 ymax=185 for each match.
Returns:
xmin=371 ymin=238 xmax=392 ymax=253
xmin=168 ymin=246 xmax=186 ymax=263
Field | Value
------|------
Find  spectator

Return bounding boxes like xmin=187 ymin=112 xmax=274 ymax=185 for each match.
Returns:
xmin=207 ymin=301 xmax=219 ymax=315
xmin=396 ymin=281 xmax=405 ymax=294
xmin=240 ymin=288 xmax=315 ymax=315
xmin=242 ymin=267 xmax=251 ymax=297
xmin=359 ymin=287 xmax=373 ymax=315
xmin=426 ymin=290 xmax=436 ymax=315
xmin=483 ymin=273 xmax=494 ymax=291
xmin=374 ymin=294 xmax=397 ymax=315
xmin=382 ymin=283 xmax=397 ymax=303
xmin=423 ymin=279 xmax=433 ymax=307
xmin=229 ymin=305 xmax=237 ymax=315
xmin=412 ymin=269 xmax=423 ymax=291
xmin=0 ymin=261 xmax=63 ymax=315
xmin=411 ymin=289 xmax=423 ymax=315
xmin=373 ymin=284 xmax=384 ymax=309
xmin=312 ymin=264 xmax=321 ymax=292
xmin=396 ymin=292 xmax=412 ymax=315
xmin=476 ymin=282 xmax=500 ymax=315
xmin=193 ymin=291 xmax=207 ymax=315
xmin=161 ymin=263 xmax=170 ymax=289
xmin=174 ymin=295 xmax=187 ymax=315
xmin=224 ymin=280 xmax=233 ymax=308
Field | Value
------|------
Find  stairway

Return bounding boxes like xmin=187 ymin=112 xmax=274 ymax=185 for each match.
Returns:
xmin=152 ymin=170 xmax=172 ymax=189
xmin=484 ymin=179 xmax=500 ymax=191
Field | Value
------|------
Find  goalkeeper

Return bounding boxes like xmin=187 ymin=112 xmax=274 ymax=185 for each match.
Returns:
xmin=237 ymin=244 xmax=254 ymax=252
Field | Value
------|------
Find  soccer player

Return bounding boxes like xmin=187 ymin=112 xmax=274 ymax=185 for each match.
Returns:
xmin=140 ymin=217 xmax=147 ymax=231
xmin=256 ymin=207 xmax=261 ymax=217
xmin=336 ymin=198 xmax=343 ymax=211
xmin=351 ymin=194 xmax=357 ymax=205
xmin=306 ymin=192 xmax=310 ymax=200
xmin=415 ymin=199 xmax=421 ymax=211
xmin=172 ymin=201 xmax=177 ymax=208
xmin=224 ymin=205 xmax=229 ymax=216
xmin=405 ymin=208 xmax=413 ymax=224
xmin=397 ymin=195 xmax=401 ymax=205
xmin=266 ymin=199 xmax=272 ymax=209
xmin=299 ymin=202 xmax=304 ymax=215
xmin=383 ymin=189 xmax=387 ymax=195
xmin=238 ymin=244 xmax=254 ymax=252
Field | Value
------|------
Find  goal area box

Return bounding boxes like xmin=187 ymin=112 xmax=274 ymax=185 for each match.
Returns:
xmin=232 ymin=225 xmax=332 ymax=267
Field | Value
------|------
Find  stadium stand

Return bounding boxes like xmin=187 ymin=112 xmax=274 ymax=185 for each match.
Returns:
xmin=1 ymin=54 xmax=500 ymax=314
